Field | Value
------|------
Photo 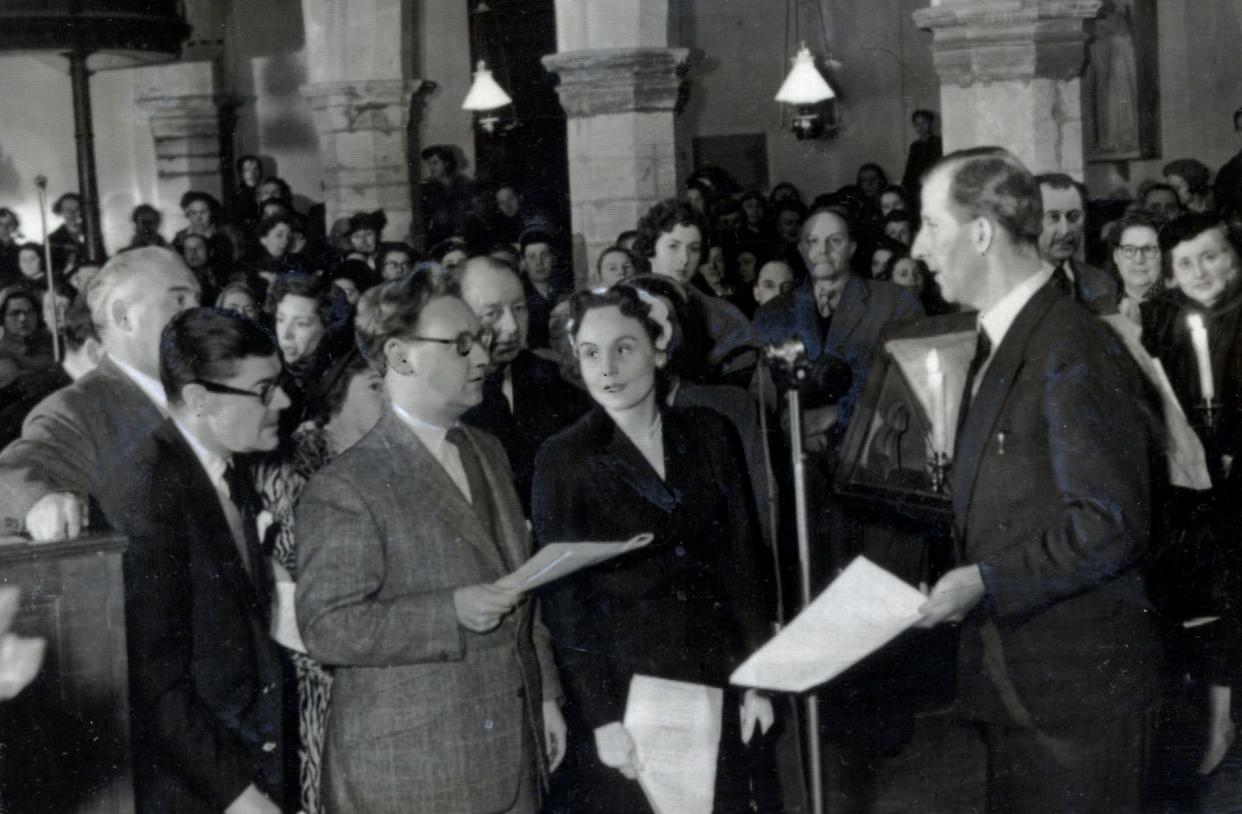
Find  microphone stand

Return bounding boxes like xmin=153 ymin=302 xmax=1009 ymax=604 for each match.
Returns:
xmin=33 ymin=174 xmax=61 ymax=363
xmin=765 ymin=338 xmax=824 ymax=814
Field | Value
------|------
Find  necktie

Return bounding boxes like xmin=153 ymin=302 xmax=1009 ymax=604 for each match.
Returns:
xmin=445 ymin=427 xmax=511 ymax=568
xmin=1049 ymin=263 xmax=1074 ymax=298
xmin=222 ymin=463 xmax=259 ymax=583
xmin=956 ymin=328 xmax=993 ymax=439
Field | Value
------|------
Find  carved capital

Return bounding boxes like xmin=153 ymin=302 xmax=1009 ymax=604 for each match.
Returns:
xmin=914 ymin=0 xmax=1102 ymax=87
xmin=299 ymin=79 xmax=431 ymax=133
xmin=542 ymin=48 xmax=691 ymax=117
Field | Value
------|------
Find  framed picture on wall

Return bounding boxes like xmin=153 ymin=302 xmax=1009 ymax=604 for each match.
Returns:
xmin=1084 ymin=0 xmax=1161 ymax=162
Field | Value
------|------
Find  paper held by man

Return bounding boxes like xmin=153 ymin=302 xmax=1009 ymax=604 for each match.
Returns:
xmin=623 ymin=675 xmax=723 ymax=814
xmin=494 ymin=532 xmax=655 ymax=592
xmin=730 ymin=556 xmax=926 ymax=693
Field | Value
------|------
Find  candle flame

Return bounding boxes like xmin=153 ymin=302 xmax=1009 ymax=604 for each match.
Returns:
xmin=926 ymin=348 xmax=941 ymax=374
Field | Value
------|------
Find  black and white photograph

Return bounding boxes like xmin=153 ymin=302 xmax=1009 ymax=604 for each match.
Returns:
xmin=1 ymin=1 xmax=1242 ymax=812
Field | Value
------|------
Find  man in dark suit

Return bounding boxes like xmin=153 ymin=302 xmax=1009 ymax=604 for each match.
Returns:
xmin=296 ymin=270 xmax=564 ymax=813
xmin=754 ymin=206 xmax=923 ymax=445
xmin=0 ymin=247 xmax=201 ymax=539
xmin=915 ymin=148 xmax=1161 ymax=812
xmin=1035 ymin=173 xmax=1119 ymax=316
xmin=97 ymin=308 xmax=292 ymax=813
xmin=459 ymin=256 xmax=590 ymax=514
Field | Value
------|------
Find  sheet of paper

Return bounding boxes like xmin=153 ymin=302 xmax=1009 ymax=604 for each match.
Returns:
xmin=730 ymin=556 xmax=926 ymax=693
xmin=1100 ymin=315 xmax=1211 ymax=491
xmin=623 ymin=675 xmax=722 ymax=814
xmin=494 ymin=533 xmax=654 ymax=592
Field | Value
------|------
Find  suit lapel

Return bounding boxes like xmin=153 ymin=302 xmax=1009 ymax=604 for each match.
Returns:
xmin=378 ymin=411 xmax=508 ymax=574
xmin=950 ymin=286 xmax=1059 ymax=522
xmin=155 ymin=423 xmax=263 ymax=614
xmin=824 ymin=275 xmax=868 ymax=352
xmin=590 ymin=411 xmax=678 ymax=514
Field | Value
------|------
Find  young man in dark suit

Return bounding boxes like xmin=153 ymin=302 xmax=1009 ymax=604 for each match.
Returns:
xmin=1035 ymin=172 xmax=1119 ymax=316
xmin=459 ymin=256 xmax=590 ymax=514
xmin=0 ymin=247 xmax=201 ymax=539
xmin=915 ymin=148 xmax=1161 ymax=812
xmin=98 ymin=308 xmax=292 ymax=813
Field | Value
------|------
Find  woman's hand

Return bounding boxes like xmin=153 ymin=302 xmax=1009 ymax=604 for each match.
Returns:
xmin=594 ymin=722 xmax=639 ymax=780
xmin=543 ymin=700 xmax=568 ymax=772
xmin=1199 ymin=684 xmax=1237 ymax=775
xmin=740 ymin=689 xmax=775 ymax=744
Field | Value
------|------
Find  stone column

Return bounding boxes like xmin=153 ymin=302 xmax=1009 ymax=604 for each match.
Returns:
xmin=135 ymin=61 xmax=225 ymax=220
xmin=543 ymin=0 xmax=692 ymax=284
xmin=913 ymin=0 xmax=1102 ymax=179
xmin=300 ymin=0 xmax=428 ymax=243
xmin=300 ymin=79 xmax=427 ymax=239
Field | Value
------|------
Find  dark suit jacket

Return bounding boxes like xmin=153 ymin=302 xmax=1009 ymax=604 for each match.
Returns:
xmin=295 ymin=410 xmax=561 ymax=814
xmin=950 ymin=283 xmax=1160 ymax=733
xmin=0 ymin=355 xmax=162 ymax=532
xmin=1049 ymin=258 xmax=1120 ymax=316
xmin=532 ymin=406 xmax=774 ymax=728
xmin=463 ymin=350 xmax=591 ymax=515
xmin=754 ymin=274 xmax=923 ymax=430
xmin=96 ymin=420 xmax=286 ymax=813
xmin=0 ymin=365 xmax=72 ymax=452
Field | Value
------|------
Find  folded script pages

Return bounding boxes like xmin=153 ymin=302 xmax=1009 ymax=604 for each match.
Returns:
xmin=730 ymin=556 xmax=926 ymax=693
xmin=495 ymin=533 xmax=654 ymax=592
xmin=623 ymin=675 xmax=722 ymax=814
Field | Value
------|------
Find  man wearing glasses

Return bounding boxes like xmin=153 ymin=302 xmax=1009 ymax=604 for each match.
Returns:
xmin=97 ymin=308 xmax=293 ymax=813
xmin=295 ymin=269 xmax=565 ymax=813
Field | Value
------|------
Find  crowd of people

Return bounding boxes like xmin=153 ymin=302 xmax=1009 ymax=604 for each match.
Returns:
xmin=2 ymin=107 xmax=1242 ymax=814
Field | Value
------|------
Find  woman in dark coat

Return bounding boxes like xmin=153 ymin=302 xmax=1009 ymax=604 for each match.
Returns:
xmin=1141 ymin=212 xmax=1242 ymax=802
xmin=532 ymin=285 xmax=779 ymax=813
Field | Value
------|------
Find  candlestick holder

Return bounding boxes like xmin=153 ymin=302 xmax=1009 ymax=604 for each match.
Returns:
xmin=927 ymin=450 xmax=950 ymax=494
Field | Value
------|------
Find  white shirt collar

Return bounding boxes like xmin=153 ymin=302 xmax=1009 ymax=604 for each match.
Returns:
xmin=172 ymin=418 xmax=231 ymax=496
xmin=979 ymin=265 xmax=1055 ymax=351
xmin=1041 ymin=258 xmax=1075 ymax=284
xmin=392 ymin=402 xmax=450 ymax=454
xmin=110 ymin=355 xmax=169 ymax=413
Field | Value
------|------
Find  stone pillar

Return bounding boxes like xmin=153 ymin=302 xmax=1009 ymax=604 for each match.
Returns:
xmin=300 ymin=0 xmax=427 ymax=243
xmin=135 ymin=61 xmax=225 ymax=224
xmin=913 ymin=0 xmax=1102 ymax=179
xmin=543 ymin=0 xmax=692 ymax=284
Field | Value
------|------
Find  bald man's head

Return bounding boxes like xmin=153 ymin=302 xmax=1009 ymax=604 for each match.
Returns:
xmin=458 ymin=256 xmax=530 ymax=367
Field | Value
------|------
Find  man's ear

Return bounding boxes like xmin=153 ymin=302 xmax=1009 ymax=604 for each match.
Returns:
xmin=110 ymin=298 xmax=129 ymax=332
xmin=83 ymin=338 xmax=103 ymax=366
xmin=384 ymin=337 xmax=413 ymax=376
xmin=181 ymin=383 xmax=208 ymax=417
xmin=972 ymin=217 xmax=994 ymax=256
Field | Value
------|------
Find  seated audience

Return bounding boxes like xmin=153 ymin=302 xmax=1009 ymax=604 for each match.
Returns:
xmin=520 ymin=229 xmax=569 ymax=350
xmin=216 ymin=281 xmax=261 ymax=321
xmin=0 ymin=286 xmax=55 ymax=390
xmin=753 ymin=258 xmax=795 ymax=308
xmin=0 ymin=296 xmax=100 ymax=450
xmin=1144 ymin=182 xmax=1185 ymax=225
xmin=378 ymin=242 xmax=417 ymax=282
xmin=592 ymin=245 xmax=637 ymax=289
xmin=344 ymin=210 xmax=385 ymax=270
xmin=1164 ymin=158 xmax=1215 ymax=214
xmin=1107 ymin=211 xmax=1164 ymax=325
xmin=125 ymin=204 xmax=168 ymax=250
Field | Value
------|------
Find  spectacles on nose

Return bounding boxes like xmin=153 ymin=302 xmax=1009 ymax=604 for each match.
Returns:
xmin=409 ymin=329 xmax=493 ymax=357
xmin=190 ymin=378 xmax=281 ymax=406
xmin=1117 ymin=245 xmax=1160 ymax=260
xmin=801 ymin=235 xmax=849 ymax=250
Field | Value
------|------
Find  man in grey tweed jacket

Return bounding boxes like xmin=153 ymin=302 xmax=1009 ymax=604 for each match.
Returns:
xmin=295 ymin=272 xmax=564 ymax=814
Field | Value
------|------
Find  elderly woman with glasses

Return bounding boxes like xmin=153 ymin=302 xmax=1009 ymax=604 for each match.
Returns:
xmin=1106 ymin=211 xmax=1164 ymax=325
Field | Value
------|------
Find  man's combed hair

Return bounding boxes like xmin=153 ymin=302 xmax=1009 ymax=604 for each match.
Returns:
xmin=354 ymin=266 xmax=459 ymax=375
xmin=940 ymin=147 xmax=1043 ymax=248
xmin=159 ymin=307 xmax=278 ymax=406
xmin=85 ymin=247 xmax=191 ymax=338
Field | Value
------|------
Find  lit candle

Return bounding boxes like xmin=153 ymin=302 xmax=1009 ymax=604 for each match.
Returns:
xmin=926 ymin=349 xmax=946 ymax=454
xmin=1187 ymin=313 xmax=1215 ymax=404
